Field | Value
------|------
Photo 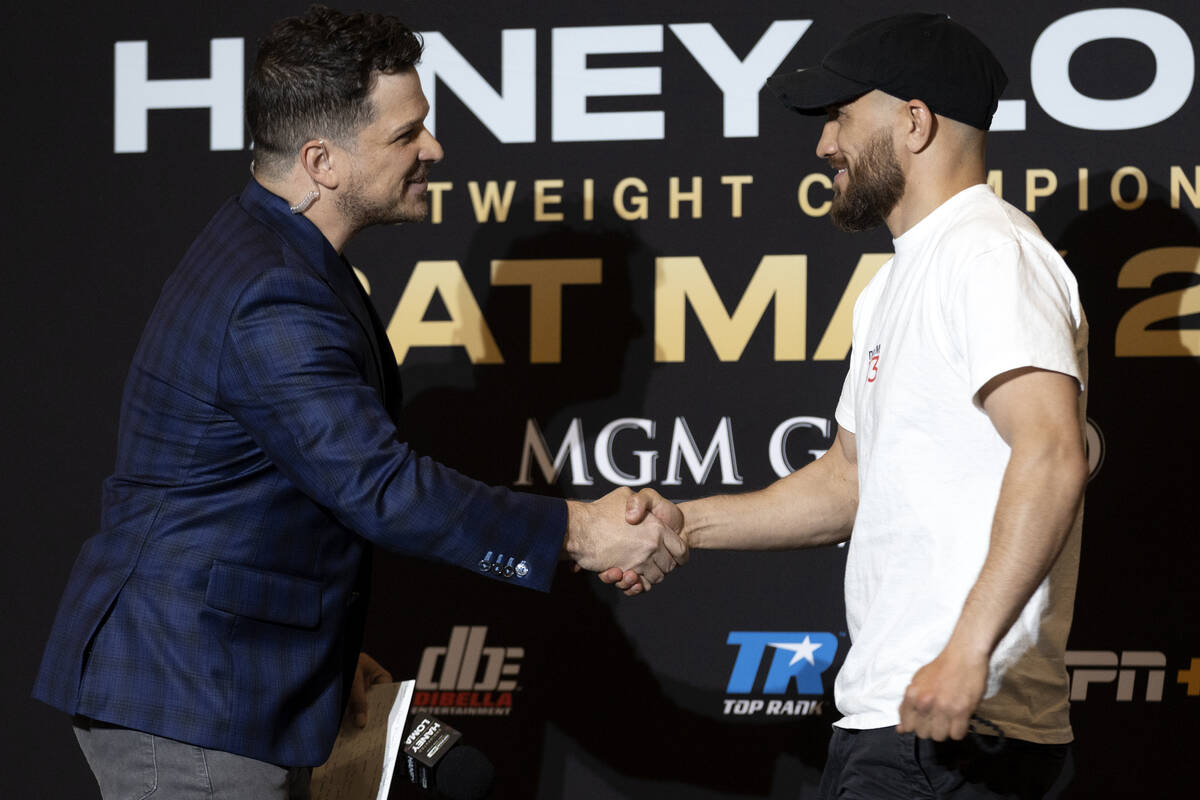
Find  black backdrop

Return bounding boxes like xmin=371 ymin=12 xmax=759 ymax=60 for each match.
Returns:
xmin=3 ymin=1 xmax=1198 ymax=797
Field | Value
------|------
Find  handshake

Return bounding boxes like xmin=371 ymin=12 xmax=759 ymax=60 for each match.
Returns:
xmin=563 ymin=488 xmax=686 ymax=595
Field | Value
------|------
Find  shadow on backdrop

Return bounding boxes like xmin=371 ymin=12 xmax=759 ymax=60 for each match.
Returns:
xmin=361 ymin=200 xmax=833 ymax=798
xmin=1033 ymin=177 xmax=1199 ymax=799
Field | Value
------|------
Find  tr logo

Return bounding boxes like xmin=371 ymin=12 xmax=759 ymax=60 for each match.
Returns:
xmin=726 ymin=631 xmax=838 ymax=694
xmin=416 ymin=626 xmax=523 ymax=692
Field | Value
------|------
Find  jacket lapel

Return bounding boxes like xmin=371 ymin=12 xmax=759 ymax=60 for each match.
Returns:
xmin=238 ymin=180 xmax=390 ymax=406
xmin=343 ymin=267 xmax=405 ymax=419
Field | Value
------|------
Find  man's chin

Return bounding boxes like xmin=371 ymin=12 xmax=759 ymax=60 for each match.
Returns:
xmin=830 ymin=200 xmax=884 ymax=233
xmin=383 ymin=202 xmax=429 ymax=225
xmin=398 ymin=197 xmax=429 ymax=223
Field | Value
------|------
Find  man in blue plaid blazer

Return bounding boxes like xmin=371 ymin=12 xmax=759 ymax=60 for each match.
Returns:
xmin=34 ymin=7 xmax=686 ymax=797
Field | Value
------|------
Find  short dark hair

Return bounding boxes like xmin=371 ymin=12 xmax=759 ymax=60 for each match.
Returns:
xmin=247 ymin=5 xmax=423 ymax=175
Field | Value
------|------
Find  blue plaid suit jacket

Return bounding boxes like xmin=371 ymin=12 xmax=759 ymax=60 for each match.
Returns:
xmin=34 ymin=180 xmax=565 ymax=766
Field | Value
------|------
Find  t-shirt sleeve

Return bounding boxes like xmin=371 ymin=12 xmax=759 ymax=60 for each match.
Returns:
xmin=834 ymin=360 xmax=857 ymax=434
xmin=834 ymin=273 xmax=884 ymax=435
xmin=950 ymin=240 xmax=1084 ymax=405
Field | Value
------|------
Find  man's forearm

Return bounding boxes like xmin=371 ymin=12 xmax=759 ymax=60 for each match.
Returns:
xmin=683 ymin=444 xmax=858 ymax=550
xmin=944 ymin=439 xmax=1087 ymax=659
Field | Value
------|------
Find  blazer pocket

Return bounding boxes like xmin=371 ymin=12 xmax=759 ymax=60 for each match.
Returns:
xmin=204 ymin=561 xmax=323 ymax=629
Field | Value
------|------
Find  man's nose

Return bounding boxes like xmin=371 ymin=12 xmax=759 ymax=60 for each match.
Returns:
xmin=420 ymin=129 xmax=444 ymax=163
xmin=815 ymin=121 xmax=838 ymax=160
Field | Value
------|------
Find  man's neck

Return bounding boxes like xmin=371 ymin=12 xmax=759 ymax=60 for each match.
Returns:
xmin=255 ymin=172 xmax=355 ymax=253
xmin=885 ymin=130 xmax=988 ymax=238
xmin=885 ymin=172 xmax=984 ymax=238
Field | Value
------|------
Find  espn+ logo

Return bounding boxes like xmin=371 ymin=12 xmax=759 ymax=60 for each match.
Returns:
xmin=1066 ymin=650 xmax=1166 ymax=701
xmin=723 ymin=631 xmax=838 ymax=717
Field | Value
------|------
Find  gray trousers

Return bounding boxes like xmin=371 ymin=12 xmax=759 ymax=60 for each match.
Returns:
xmin=73 ymin=717 xmax=311 ymax=800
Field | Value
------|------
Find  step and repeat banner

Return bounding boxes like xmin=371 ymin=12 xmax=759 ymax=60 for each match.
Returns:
xmin=4 ymin=1 xmax=1197 ymax=797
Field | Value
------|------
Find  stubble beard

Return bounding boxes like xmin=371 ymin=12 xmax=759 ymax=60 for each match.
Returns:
xmin=337 ymin=171 xmax=429 ymax=230
xmin=829 ymin=129 xmax=906 ymax=233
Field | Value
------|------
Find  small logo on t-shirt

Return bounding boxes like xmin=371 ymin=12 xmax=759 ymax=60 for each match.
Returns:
xmin=866 ymin=344 xmax=881 ymax=383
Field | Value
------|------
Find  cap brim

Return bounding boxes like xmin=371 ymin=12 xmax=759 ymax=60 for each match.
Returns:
xmin=767 ymin=67 xmax=873 ymax=115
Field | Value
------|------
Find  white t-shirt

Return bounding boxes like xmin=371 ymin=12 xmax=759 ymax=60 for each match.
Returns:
xmin=832 ymin=184 xmax=1087 ymax=744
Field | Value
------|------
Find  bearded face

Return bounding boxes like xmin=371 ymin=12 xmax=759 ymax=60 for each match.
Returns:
xmin=829 ymin=128 xmax=906 ymax=233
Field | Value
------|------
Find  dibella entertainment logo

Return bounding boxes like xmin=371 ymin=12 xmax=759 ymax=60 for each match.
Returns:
xmin=723 ymin=631 xmax=838 ymax=717
xmin=413 ymin=626 xmax=523 ymax=716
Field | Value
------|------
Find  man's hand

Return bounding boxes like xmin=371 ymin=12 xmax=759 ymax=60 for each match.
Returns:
xmin=565 ymin=487 xmax=687 ymax=594
xmin=348 ymin=652 xmax=393 ymax=728
xmin=597 ymin=488 xmax=684 ymax=596
xmin=897 ymin=644 xmax=989 ymax=741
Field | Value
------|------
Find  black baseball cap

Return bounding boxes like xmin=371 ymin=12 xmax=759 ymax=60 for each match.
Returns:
xmin=767 ymin=12 xmax=1007 ymax=130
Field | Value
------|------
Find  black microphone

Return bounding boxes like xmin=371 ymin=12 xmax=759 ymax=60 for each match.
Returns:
xmin=402 ymin=713 xmax=495 ymax=800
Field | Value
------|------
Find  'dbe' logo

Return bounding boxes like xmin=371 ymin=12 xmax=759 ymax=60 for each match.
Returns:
xmin=412 ymin=626 xmax=523 ymax=716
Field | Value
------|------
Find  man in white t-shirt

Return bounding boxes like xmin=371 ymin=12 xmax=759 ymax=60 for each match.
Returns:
xmin=608 ymin=12 xmax=1088 ymax=798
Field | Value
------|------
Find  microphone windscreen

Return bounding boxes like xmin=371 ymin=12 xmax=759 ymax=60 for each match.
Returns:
xmin=434 ymin=744 xmax=495 ymax=800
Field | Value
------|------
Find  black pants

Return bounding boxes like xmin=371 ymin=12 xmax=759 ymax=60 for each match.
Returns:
xmin=818 ymin=727 xmax=1069 ymax=799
